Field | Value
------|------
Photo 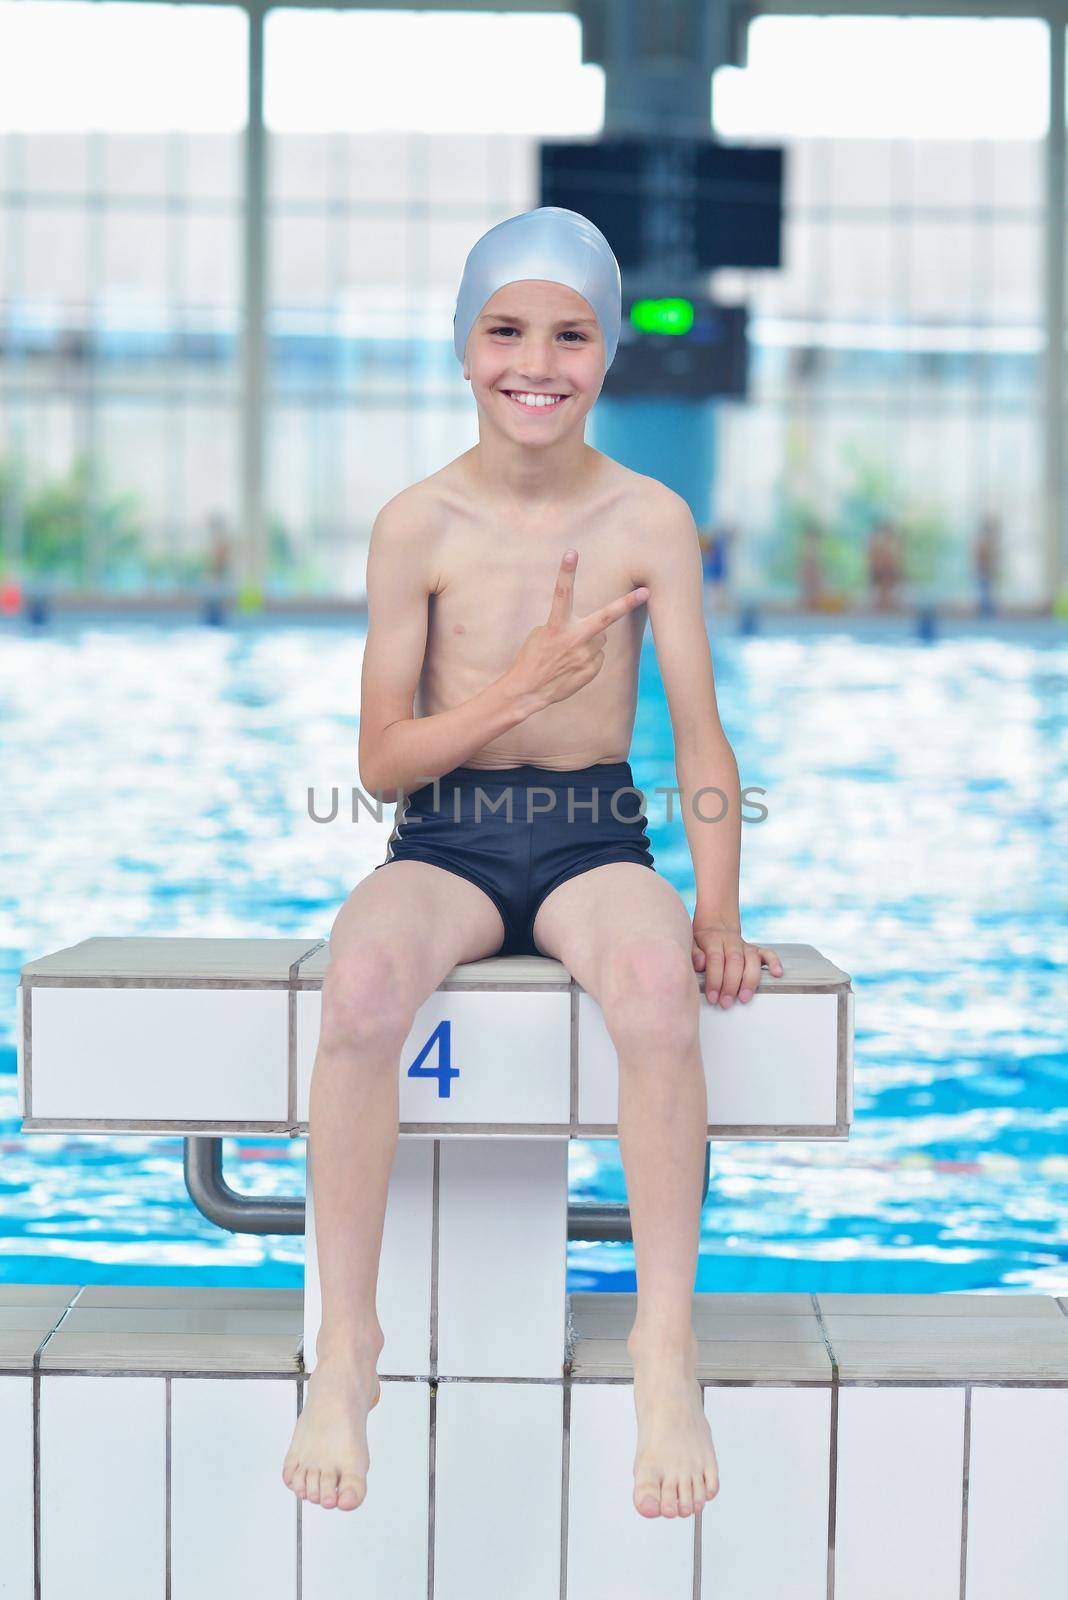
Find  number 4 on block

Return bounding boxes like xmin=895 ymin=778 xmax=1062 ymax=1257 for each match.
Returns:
xmin=407 ymin=1019 xmax=460 ymax=1098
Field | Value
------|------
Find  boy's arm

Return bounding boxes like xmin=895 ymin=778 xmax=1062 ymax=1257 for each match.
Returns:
xmin=634 ymin=487 xmax=741 ymax=927
xmin=358 ymin=495 xmax=540 ymax=802
xmin=635 ymin=488 xmax=783 ymax=1004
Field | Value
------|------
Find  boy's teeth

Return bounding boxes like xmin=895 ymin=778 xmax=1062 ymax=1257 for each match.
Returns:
xmin=508 ymin=392 xmax=565 ymax=407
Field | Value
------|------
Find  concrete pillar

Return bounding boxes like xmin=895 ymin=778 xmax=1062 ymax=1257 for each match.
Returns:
xmin=240 ymin=0 xmax=268 ymax=594
xmin=578 ymin=0 xmax=747 ymax=527
xmin=1044 ymin=17 xmax=1066 ymax=608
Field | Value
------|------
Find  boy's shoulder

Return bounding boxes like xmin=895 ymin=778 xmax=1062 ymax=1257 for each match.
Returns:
xmin=609 ymin=461 xmax=699 ymax=536
xmin=373 ymin=475 xmax=443 ymax=531
xmin=367 ymin=481 xmax=449 ymax=604
xmin=608 ymin=466 xmax=703 ymax=591
xmin=369 ymin=478 xmax=454 ymax=584
xmin=627 ymin=467 xmax=691 ymax=512
xmin=374 ymin=455 xmax=482 ymax=537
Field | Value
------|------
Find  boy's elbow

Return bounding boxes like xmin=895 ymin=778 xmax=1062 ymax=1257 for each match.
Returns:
xmin=359 ymin=712 xmax=415 ymax=800
xmin=359 ymin=761 xmax=391 ymax=799
xmin=357 ymin=736 xmax=383 ymax=797
xmin=358 ymin=748 xmax=402 ymax=803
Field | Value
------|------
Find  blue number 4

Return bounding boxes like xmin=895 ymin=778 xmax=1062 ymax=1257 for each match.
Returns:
xmin=407 ymin=1019 xmax=460 ymax=1099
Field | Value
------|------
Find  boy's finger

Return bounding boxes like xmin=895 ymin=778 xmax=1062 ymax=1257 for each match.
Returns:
xmin=717 ymin=947 xmax=746 ymax=1005
xmin=701 ymin=946 xmax=725 ymax=1003
xmin=759 ymin=945 xmax=785 ymax=977
xmin=738 ymin=946 xmax=763 ymax=1003
xmin=576 ymin=587 xmax=650 ymax=637
xmin=546 ymin=549 xmax=578 ymax=627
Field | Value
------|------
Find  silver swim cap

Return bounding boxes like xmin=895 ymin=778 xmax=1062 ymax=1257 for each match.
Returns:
xmin=453 ymin=206 xmax=621 ymax=371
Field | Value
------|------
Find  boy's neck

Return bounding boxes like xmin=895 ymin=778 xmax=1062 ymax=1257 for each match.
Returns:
xmin=465 ymin=433 xmax=601 ymax=512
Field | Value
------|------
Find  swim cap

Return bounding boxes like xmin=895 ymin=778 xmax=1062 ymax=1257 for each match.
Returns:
xmin=453 ymin=206 xmax=621 ymax=371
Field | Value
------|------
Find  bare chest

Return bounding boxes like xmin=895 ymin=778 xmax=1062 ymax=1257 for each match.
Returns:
xmin=422 ymin=504 xmax=642 ymax=701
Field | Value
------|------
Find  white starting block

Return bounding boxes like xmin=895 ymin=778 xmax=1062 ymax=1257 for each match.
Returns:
xmin=18 ymin=936 xmax=852 ymax=1381
xmin=17 ymin=936 xmax=852 ymax=1137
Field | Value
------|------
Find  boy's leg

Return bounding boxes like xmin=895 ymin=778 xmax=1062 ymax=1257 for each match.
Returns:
xmin=531 ymin=861 xmax=719 ymax=1521
xmin=283 ymin=858 xmax=506 ymax=1512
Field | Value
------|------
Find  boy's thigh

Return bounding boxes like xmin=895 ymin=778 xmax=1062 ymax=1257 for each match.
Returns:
xmin=328 ymin=859 xmax=506 ymax=996
xmin=531 ymin=862 xmax=694 ymax=1002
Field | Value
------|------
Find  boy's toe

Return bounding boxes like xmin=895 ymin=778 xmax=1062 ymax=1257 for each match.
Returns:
xmin=634 ymin=1476 xmax=661 ymax=1517
xmin=337 ymin=1475 xmax=365 ymax=1510
xmin=305 ymin=1469 xmax=321 ymax=1505
xmin=320 ymin=1470 xmax=338 ymax=1508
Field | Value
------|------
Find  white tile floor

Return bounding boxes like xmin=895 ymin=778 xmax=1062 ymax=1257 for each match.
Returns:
xmin=3 ymin=1286 xmax=1067 ymax=1598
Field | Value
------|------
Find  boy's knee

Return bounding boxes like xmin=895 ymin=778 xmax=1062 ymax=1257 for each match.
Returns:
xmin=600 ymin=938 xmax=697 ymax=1040
xmin=320 ymin=945 xmax=418 ymax=1051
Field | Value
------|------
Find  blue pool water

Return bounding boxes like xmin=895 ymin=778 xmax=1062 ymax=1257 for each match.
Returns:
xmin=1 ymin=616 xmax=1066 ymax=1295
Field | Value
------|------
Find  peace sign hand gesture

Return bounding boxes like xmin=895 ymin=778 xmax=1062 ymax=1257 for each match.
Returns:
xmin=505 ymin=550 xmax=649 ymax=714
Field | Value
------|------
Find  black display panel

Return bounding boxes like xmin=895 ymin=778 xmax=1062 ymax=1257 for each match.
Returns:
xmin=541 ymin=136 xmax=783 ymax=272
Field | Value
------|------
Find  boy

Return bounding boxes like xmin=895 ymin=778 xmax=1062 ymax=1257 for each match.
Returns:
xmin=282 ymin=206 xmax=783 ymax=1523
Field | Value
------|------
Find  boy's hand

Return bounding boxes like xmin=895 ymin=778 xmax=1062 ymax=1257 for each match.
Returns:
xmin=691 ymin=920 xmax=784 ymax=1007
xmin=503 ymin=549 xmax=649 ymax=712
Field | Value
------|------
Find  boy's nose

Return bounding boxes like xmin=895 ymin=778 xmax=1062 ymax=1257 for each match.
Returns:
xmin=516 ymin=338 xmax=556 ymax=376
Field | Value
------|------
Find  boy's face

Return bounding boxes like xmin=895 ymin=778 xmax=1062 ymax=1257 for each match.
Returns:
xmin=462 ymin=280 xmax=606 ymax=444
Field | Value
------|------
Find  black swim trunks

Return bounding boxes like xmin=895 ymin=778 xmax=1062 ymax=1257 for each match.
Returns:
xmin=374 ymin=759 xmax=656 ymax=957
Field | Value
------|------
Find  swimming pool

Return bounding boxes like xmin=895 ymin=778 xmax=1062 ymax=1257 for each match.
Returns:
xmin=1 ymin=615 xmax=1066 ymax=1294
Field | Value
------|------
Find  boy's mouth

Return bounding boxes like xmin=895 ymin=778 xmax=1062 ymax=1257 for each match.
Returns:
xmin=501 ymin=390 xmax=570 ymax=413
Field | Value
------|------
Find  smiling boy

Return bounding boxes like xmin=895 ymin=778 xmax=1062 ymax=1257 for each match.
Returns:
xmin=282 ymin=206 xmax=783 ymax=1523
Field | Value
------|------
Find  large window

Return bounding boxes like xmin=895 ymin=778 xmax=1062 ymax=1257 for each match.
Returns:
xmin=0 ymin=1 xmax=246 ymax=590
xmin=0 ymin=5 xmax=1061 ymax=606
xmin=710 ymin=16 xmax=1050 ymax=606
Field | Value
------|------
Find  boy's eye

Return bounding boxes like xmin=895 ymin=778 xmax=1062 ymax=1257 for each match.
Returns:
xmin=489 ymin=327 xmax=586 ymax=342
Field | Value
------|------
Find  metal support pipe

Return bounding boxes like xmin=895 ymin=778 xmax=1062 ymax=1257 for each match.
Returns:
xmin=183 ymin=1136 xmax=712 ymax=1243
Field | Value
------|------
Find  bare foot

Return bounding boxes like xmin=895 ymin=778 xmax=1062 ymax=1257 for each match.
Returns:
xmin=627 ymin=1328 xmax=720 ymax=1519
xmin=282 ymin=1339 xmax=384 ymax=1512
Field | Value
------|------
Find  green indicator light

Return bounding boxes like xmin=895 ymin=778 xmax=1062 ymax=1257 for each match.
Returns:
xmin=629 ymin=298 xmax=695 ymax=336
